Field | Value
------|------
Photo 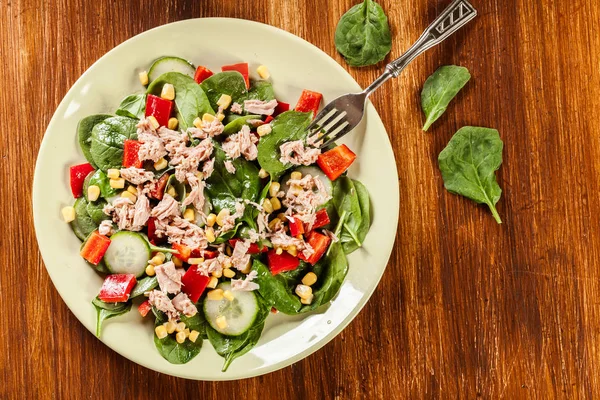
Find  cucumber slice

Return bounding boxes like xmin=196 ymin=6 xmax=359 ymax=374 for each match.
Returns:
xmin=204 ymin=282 xmax=258 ymax=336
xmin=103 ymin=231 xmax=151 ymax=277
xmin=148 ymin=56 xmax=195 ymax=82
xmin=280 ymin=165 xmax=333 ymax=197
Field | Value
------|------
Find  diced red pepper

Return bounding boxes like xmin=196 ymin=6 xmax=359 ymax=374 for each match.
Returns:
xmin=181 ymin=265 xmax=211 ymax=302
xmin=172 ymin=243 xmax=192 ymax=262
xmin=98 ymin=274 xmax=137 ymax=303
xmin=80 ymin=231 xmax=111 ymax=265
xmin=193 ymin=65 xmax=214 ymax=84
xmin=310 ymin=209 xmax=331 ymax=230
xmin=264 ymin=115 xmax=274 ymax=124
xmin=221 ymin=62 xmax=249 ymax=88
xmin=147 ymin=217 xmax=165 ymax=245
xmin=316 ymin=144 xmax=357 ymax=181
xmin=149 ymin=173 xmax=169 ymax=200
xmin=273 ymin=101 xmax=290 ymax=116
xmin=122 ymin=139 xmax=143 ymax=168
xmin=228 ymin=239 xmax=268 ymax=254
xmin=299 ymin=231 xmax=331 ymax=265
xmin=192 ymin=248 xmax=218 ymax=259
xmin=145 ymin=94 xmax=173 ymax=127
xmin=295 ymin=90 xmax=323 ymax=117
xmin=288 ymin=216 xmax=305 ymax=237
xmin=69 ymin=163 xmax=95 ymax=198
xmin=267 ymin=249 xmax=300 ymax=275
xmin=138 ymin=300 xmax=152 ymax=317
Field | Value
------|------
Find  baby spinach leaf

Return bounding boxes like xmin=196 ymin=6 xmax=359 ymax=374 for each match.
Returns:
xmin=77 ymin=114 xmax=112 ymax=168
xmin=257 ymin=111 xmax=312 ymax=179
xmin=70 ymin=197 xmax=98 ymax=241
xmin=153 ymin=313 xmax=204 ymax=364
xmin=247 ymin=80 xmax=275 ymax=102
xmin=251 ymin=259 xmax=302 ymax=314
xmin=84 ymin=169 xmax=117 ymax=200
xmin=115 ymin=93 xmax=146 ymax=119
xmin=331 ymin=177 xmax=371 ymax=254
xmin=438 ymin=126 xmax=504 ymax=224
xmin=130 ymin=276 xmax=158 ymax=299
xmin=85 ymin=199 xmax=110 ymax=225
xmin=92 ymin=297 xmax=132 ymax=337
xmin=90 ymin=116 xmax=138 ymax=170
xmin=334 ymin=0 xmax=392 ymax=67
xmin=86 ymin=259 xmax=110 ymax=274
xmin=421 ymin=65 xmax=471 ymax=131
xmin=222 ymin=114 xmax=261 ymax=135
xmin=165 ymin=174 xmax=186 ymax=203
xmin=147 ymin=72 xmax=214 ymax=130
xmin=200 ymin=71 xmax=248 ymax=111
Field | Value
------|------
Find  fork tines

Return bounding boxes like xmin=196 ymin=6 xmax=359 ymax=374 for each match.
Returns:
xmin=306 ymin=107 xmax=351 ymax=148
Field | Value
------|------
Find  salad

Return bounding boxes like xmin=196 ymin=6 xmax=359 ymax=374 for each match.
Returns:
xmin=60 ymin=56 xmax=371 ymax=371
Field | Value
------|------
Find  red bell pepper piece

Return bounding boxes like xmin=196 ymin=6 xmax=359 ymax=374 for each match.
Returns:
xmin=69 ymin=163 xmax=95 ymax=198
xmin=267 ymin=249 xmax=300 ymax=275
xmin=295 ymin=90 xmax=323 ymax=117
xmin=288 ymin=216 xmax=305 ymax=237
xmin=122 ymin=139 xmax=143 ymax=168
xmin=146 ymin=217 xmax=164 ymax=245
xmin=138 ymin=300 xmax=152 ymax=317
xmin=316 ymin=144 xmax=357 ymax=181
xmin=273 ymin=101 xmax=290 ymax=116
xmin=181 ymin=265 xmax=211 ymax=302
xmin=191 ymin=248 xmax=218 ymax=259
xmin=193 ymin=65 xmax=214 ymax=84
xmin=221 ymin=62 xmax=249 ymax=88
xmin=310 ymin=209 xmax=330 ymax=230
xmin=264 ymin=115 xmax=274 ymax=124
xmin=172 ymin=243 xmax=192 ymax=262
xmin=145 ymin=94 xmax=173 ymax=127
xmin=228 ymin=239 xmax=268 ymax=254
xmin=149 ymin=173 xmax=169 ymax=200
xmin=98 ymin=274 xmax=137 ymax=303
xmin=299 ymin=231 xmax=331 ymax=265
xmin=80 ymin=231 xmax=111 ymax=265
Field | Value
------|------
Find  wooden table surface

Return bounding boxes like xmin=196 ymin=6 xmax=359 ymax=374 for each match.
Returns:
xmin=2 ymin=0 xmax=599 ymax=398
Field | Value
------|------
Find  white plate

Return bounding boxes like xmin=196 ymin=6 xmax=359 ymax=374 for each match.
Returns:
xmin=33 ymin=18 xmax=399 ymax=380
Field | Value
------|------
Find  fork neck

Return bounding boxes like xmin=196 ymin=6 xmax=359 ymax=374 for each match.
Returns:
xmin=362 ymin=70 xmax=393 ymax=98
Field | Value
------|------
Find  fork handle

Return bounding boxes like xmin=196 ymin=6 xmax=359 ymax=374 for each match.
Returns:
xmin=363 ymin=0 xmax=477 ymax=95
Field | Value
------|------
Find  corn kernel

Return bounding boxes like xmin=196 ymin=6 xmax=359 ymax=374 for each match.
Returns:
xmin=223 ymin=290 xmax=234 ymax=301
xmin=154 ymin=157 xmax=168 ymax=170
xmin=167 ymin=117 xmax=179 ymax=130
xmin=189 ymin=330 xmax=200 ymax=343
xmin=155 ymin=325 xmax=168 ymax=339
xmin=216 ymin=209 xmax=230 ymax=226
xmin=290 ymin=184 xmax=302 ymax=195
xmin=216 ymin=316 xmax=228 ymax=330
xmin=202 ymin=113 xmax=216 ymax=123
xmin=87 ymin=185 xmax=100 ymax=201
xmin=212 ymin=269 xmax=223 ymax=278
xmin=295 ymin=284 xmax=313 ymax=299
xmin=216 ymin=112 xmax=225 ymax=122
xmin=193 ymin=117 xmax=202 ymax=128
xmin=275 ymin=247 xmax=283 ymax=255
xmin=263 ymin=198 xmax=274 ymax=214
xmin=176 ymin=321 xmax=186 ymax=332
xmin=207 ymin=276 xmax=219 ymax=289
xmin=172 ymin=256 xmax=183 ymax=268
xmin=127 ymin=185 xmax=137 ymax=195
xmin=225 ymin=246 xmax=232 ymax=256
xmin=110 ymin=178 xmax=125 ymax=189
xmin=107 ymin=169 xmax=120 ymax=179
xmin=188 ymin=257 xmax=204 ymax=265
xmin=205 ymin=227 xmax=216 ymax=243
xmin=287 ymin=245 xmax=298 ymax=257
xmin=161 ymin=83 xmax=175 ymax=100
xmin=165 ymin=320 xmax=177 ymax=334
xmin=257 ymin=124 xmax=272 ymax=137
xmin=207 ymin=289 xmax=224 ymax=301
xmin=120 ymin=190 xmax=137 ymax=203
xmin=301 ymin=294 xmax=314 ymax=305
xmin=290 ymin=171 xmax=302 ymax=180
xmin=277 ymin=213 xmax=287 ymax=221
xmin=184 ymin=328 xmax=190 ymax=338
xmin=206 ymin=213 xmax=217 ymax=227
xmin=148 ymin=115 xmax=160 ymax=129
xmin=61 ymin=206 xmax=75 ymax=223
xmin=138 ymin=70 xmax=149 ymax=86
xmin=256 ymin=65 xmax=270 ymax=79
xmin=270 ymin=197 xmax=282 ymax=211
xmin=223 ymin=268 xmax=235 ymax=278
xmin=217 ymin=94 xmax=232 ymax=109
xmin=268 ymin=218 xmax=281 ymax=231
xmin=176 ymin=331 xmax=186 ymax=344
xmin=183 ymin=207 xmax=195 ymax=222
xmin=302 ymin=272 xmax=318 ymax=286
xmin=145 ymin=264 xmax=155 ymax=276
xmin=258 ymin=168 xmax=269 ymax=179
xmin=149 ymin=252 xmax=165 ymax=265
xmin=223 ymin=259 xmax=232 ymax=269
xmin=240 ymin=259 xmax=252 ymax=274
xmin=269 ymin=182 xmax=281 ymax=197
xmin=167 ymin=186 xmax=177 ymax=197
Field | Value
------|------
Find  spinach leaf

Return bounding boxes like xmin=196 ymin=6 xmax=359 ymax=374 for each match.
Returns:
xmin=90 ymin=116 xmax=138 ymax=170
xmin=421 ymin=66 xmax=471 ymax=131
xmin=257 ymin=111 xmax=312 ymax=179
xmin=86 ymin=259 xmax=110 ymax=274
xmin=70 ymin=197 xmax=98 ymax=241
xmin=247 ymin=80 xmax=275 ymax=102
xmin=165 ymin=174 xmax=186 ymax=202
xmin=222 ymin=115 xmax=261 ymax=135
xmin=153 ymin=313 xmax=204 ymax=364
xmin=331 ymin=178 xmax=371 ymax=254
xmin=438 ymin=126 xmax=503 ymax=224
xmin=77 ymin=114 xmax=112 ymax=168
xmin=200 ymin=71 xmax=248 ymax=111
xmin=85 ymin=199 xmax=110 ymax=225
xmin=147 ymin=72 xmax=214 ymax=130
xmin=334 ymin=0 xmax=392 ymax=67
xmin=251 ymin=259 xmax=302 ymax=314
xmin=92 ymin=297 xmax=131 ymax=337
xmin=130 ymin=276 xmax=158 ymax=299
xmin=84 ymin=169 xmax=117 ymax=200
xmin=115 ymin=93 xmax=146 ymax=119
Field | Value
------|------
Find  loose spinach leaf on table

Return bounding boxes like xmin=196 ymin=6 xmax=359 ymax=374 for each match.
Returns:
xmin=70 ymin=197 xmax=98 ymax=241
xmin=200 ymin=71 xmax=248 ymax=111
xmin=421 ymin=65 xmax=471 ymax=131
xmin=438 ymin=126 xmax=504 ymax=224
xmin=334 ymin=0 xmax=392 ymax=67
xmin=147 ymin=72 xmax=214 ymax=130
xmin=154 ymin=312 xmax=205 ymax=364
xmin=222 ymin=114 xmax=261 ymax=135
xmin=84 ymin=169 xmax=117 ymax=201
xmin=90 ymin=116 xmax=138 ymax=170
xmin=247 ymin=80 xmax=276 ymax=102
xmin=77 ymin=114 xmax=112 ymax=168
xmin=115 ymin=93 xmax=146 ymax=119
xmin=130 ymin=276 xmax=158 ymax=299
xmin=251 ymin=259 xmax=302 ymax=315
xmin=257 ymin=111 xmax=312 ymax=180
xmin=92 ymin=297 xmax=132 ymax=337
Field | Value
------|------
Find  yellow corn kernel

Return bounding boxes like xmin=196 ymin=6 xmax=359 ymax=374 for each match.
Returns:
xmin=154 ymin=157 xmax=168 ymax=170
xmin=302 ymin=272 xmax=318 ymax=286
xmin=148 ymin=115 xmax=160 ymax=129
xmin=184 ymin=328 xmax=190 ymax=338
xmin=223 ymin=259 xmax=232 ymax=269
xmin=270 ymin=197 xmax=282 ymax=211
xmin=176 ymin=321 xmax=186 ymax=332
xmin=126 ymin=185 xmax=137 ymax=195
xmin=206 ymin=213 xmax=217 ymax=227
xmin=223 ymin=268 xmax=235 ymax=278
xmin=155 ymin=324 xmax=168 ymax=339
xmin=207 ymin=289 xmax=224 ymax=301
xmin=286 ymin=245 xmax=298 ymax=257
xmin=167 ymin=117 xmax=179 ymax=130
xmin=216 ymin=112 xmax=225 ymax=122
xmin=183 ymin=208 xmax=195 ymax=222
xmin=110 ymin=178 xmax=125 ymax=189
xmin=176 ymin=331 xmax=186 ymax=344
xmin=240 ymin=259 xmax=252 ymax=274
xmin=193 ymin=117 xmax=202 ymax=129
xmin=120 ymin=190 xmax=137 ymax=203
xmin=262 ymin=198 xmax=274 ymax=214
xmin=202 ymin=113 xmax=216 ymax=123
xmin=300 ymin=294 xmax=314 ymax=305
xmin=61 ymin=206 xmax=75 ymax=223
xmin=223 ymin=290 xmax=234 ymax=301
xmin=205 ymin=227 xmax=216 ymax=243
xmin=216 ymin=209 xmax=230 ymax=227
xmin=107 ymin=169 xmax=120 ymax=179
xmin=275 ymin=247 xmax=283 ymax=255
xmin=295 ymin=284 xmax=313 ymax=299
xmin=290 ymin=171 xmax=302 ymax=180
xmin=138 ymin=70 xmax=149 ymax=86
xmin=149 ymin=252 xmax=165 ymax=266
xmin=277 ymin=213 xmax=287 ymax=221
xmin=207 ymin=276 xmax=219 ymax=289
xmin=256 ymin=65 xmax=270 ymax=79
xmin=87 ymin=185 xmax=100 ymax=202
xmin=258 ymin=168 xmax=269 ymax=179
xmin=172 ymin=256 xmax=183 ymax=268
xmin=189 ymin=330 xmax=200 ymax=343
xmin=161 ymin=83 xmax=175 ymax=100
xmin=188 ymin=257 xmax=204 ymax=265
xmin=268 ymin=182 xmax=281 ymax=197
xmin=257 ymin=124 xmax=272 ymax=137
xmin=145 ymin=264 xmax=155 ymax=276
xmin=216 ymin=316 xmax=228 ymax=330
xmin=165 ymin=320 xmax=177 ymax=334
xmin=225 ymin=245 xmax=232 ymax=256
xmin=217 ymin=94 xmax=232 ymax=109
xmin=167 ymin=186 xmax=177 ymax=197
xmin=212 ymin=269 xmax=223 ymax=278
xmin=268 ymin=218 xmax=281 ymax=231
xmin=290 ymin=184 xmax=302 ymax=195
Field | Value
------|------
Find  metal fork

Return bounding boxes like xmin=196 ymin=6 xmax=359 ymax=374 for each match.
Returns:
xmin=308 ymin=0 xmax=477 ymax=148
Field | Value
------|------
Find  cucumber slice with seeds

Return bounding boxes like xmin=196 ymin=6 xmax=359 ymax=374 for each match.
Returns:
xmin=148 ymin=56 xmax=195 ymax=82
xmin=103 ymin=231 xmax=151 ymax=277
xmin=204 ymin=282 xmax=258 ymax=336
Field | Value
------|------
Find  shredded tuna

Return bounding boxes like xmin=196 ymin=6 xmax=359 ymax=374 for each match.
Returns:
xmin=165 ymin=217 xmax=207 ymax=249
xmin=148 ymin=290 xmax=179 ymax=321
xmin=230 ymin=102 xmax=243 ymax=114
xmin=157 ymin=127 xmax=188 ymax=164
xmin=171 ymin=292 xmax=198 ymax=317
xmin=98 ymin=220 xmax=114 ymax=236
xmin=155 ymin=261 xmax=182 ymax=294
xmin=218 ymin=202 xmax=245 ymax=233
xmin=256 ymin=210 xmax=269 ymax=235
xmin=202 ymin=159 xmax=215 ymax=179
xmin=283 ymin=174 xmax=331 ymax=229
xmin=189 ymin=119 xmax=224 ymax=138
xmin=182 ymin=174 xmax=206 ymax=212
xmin=306 ymin=132 xmax=324 ymax=147
xmin=270 ymin=230 xmax=314 ymax=258
xmin=245 ymin=229 xmax=260 ymax=243
xmin=243 ymin=99 xmax=278 ymax=115
xmin=224 ymin=160 xmax=236 ymax=174
xmin=230 ymin=240 xmax=251 ymax=271
xmin=279 ymin=140 xmax=321 ymax=166
xmin=174 ymin=138 xmax=214 ymax=182
xmin=222 ymin=125 xmax=258 ymax=161
xmin=197 ymin=251 xmax=232 ymax=277
xmin=120 ymin=167 xmax=155 ymax=185
xmin=151 ymin=194 xmax=181 ymax=220
xmin=137 ymin=119 xmax=167 ymax=162
xmin=231 ymin=270 xmax=260 ymax=292
xmin=132 ymin=190 xmax=151 ymax=228
xmin=104 ymin=197 xmax=146 ymax=231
